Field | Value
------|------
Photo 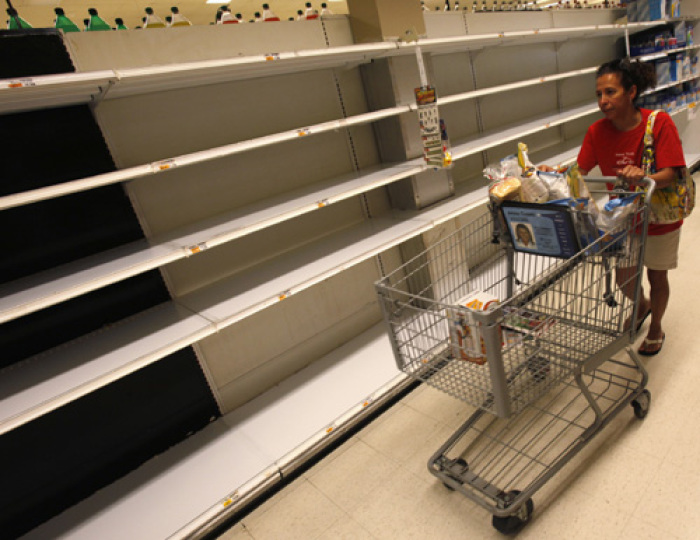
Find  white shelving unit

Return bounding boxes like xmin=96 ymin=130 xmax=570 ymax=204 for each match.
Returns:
xmin=4 ymin=9 xmax=699 ymax=539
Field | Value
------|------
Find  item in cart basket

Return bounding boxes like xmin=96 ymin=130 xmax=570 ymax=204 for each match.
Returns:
xmin=447 ymin=291 xmax=500 ymax=364
xmin=502 ymin=305 xmax=557 ymax=338
xmin=488 ymin=177 xmax=522 ymax=203
xmin=500 ymin=201 xmax=582 ymax=258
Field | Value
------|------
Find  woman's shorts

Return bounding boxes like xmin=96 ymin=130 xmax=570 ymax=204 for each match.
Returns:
xmin=645 ymin=228 xmax=681 ymax=271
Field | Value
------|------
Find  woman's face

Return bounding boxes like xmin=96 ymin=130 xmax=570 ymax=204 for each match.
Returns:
xmin=596 ymin=72 xmax=636 ymax=122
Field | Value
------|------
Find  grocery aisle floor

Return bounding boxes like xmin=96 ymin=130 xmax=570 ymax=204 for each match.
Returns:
xmin=217 ymin=180 xmax=700 ymax=540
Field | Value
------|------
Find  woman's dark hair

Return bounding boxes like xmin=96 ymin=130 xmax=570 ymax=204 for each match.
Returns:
xmin=596 ymin=58 xmax=656 ymax=103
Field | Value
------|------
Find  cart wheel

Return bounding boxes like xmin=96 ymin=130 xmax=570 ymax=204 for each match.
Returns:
xmin=492 ymin=491 xmax=534 ymax=535
xmin=632 ymin=389 xmax=651 ymax=419
xmin=442 ymin=458 xmax=468 ymax=491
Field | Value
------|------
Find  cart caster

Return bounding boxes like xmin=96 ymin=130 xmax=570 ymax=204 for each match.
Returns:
xmin=632 ymin=389 xmax=651 ymax=419
xmin=442 ymin=458 xmax=468 ymax=491
xmin=492 ymin=491 xmax=533 ymax=535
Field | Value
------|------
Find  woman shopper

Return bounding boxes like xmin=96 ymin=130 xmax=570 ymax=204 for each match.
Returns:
xmin=542 ymin=58 xmax=686 ymax=356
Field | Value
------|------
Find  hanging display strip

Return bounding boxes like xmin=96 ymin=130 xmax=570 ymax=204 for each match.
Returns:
xmin=416 ymin=86 xmax=451 ymax=169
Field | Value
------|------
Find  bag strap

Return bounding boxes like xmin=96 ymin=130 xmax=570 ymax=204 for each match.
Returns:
xmin=640 ymin=110 xmax=660 ymax=175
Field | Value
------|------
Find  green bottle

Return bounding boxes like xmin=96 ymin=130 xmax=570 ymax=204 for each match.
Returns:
xmin=6 ymin=8 xmax=32 ymax=29
xmin=54 ymin=8 xmax=80 ymax=33
xmin=86 ymin=8 xmax=111 ymax=31
xmin=115 ymin=17 xmax=128 ymax=30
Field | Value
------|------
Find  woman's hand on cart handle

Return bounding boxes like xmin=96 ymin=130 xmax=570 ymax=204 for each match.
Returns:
xmin=616 ymin=165 xmax=646 ymax=188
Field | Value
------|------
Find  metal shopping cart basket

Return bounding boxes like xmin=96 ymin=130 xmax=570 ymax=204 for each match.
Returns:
xmin=375 ymin=177 xmax=655 ymax=534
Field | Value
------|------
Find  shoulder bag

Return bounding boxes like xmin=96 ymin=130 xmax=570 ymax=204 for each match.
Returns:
xmin=640 ymin=110 xmax=695 ymax=224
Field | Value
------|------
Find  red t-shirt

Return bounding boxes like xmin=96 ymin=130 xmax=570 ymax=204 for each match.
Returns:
xmin=577 ymin=108 xmax=686 ymax=235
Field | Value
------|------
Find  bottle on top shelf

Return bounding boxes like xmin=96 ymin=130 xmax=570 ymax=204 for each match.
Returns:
xmin=296 ymin=9 xmax=305 ymax=19
xmin=6 ymin=7 xmax=31 ymax=29
xmin=86 ymin=8 xmax=111 ymax=31
xmin=235 ymin=13 xmax=245 ymax=22
xmin=320 ymin=2 xmax=332 ymax=15
xmin=220 ymin=7 xmax=236 ymax=23
xmin=165 ymin=16 xmax=172 ymax=25
xmin=303 ymin=2 xmax=319 ymax=19
xmin=253 ymin=11 xmax=262 ymax=22
xmin=143 ymin=7 xmax=167 ymax=28
xmin=54 ymin=8 xmax=80 ymax=32
xmin=115 ymin=17 xmax=128 ymax=29
xmin=169 ymin=6 xmax=192 ymax=26
xmin=454 ymin=1 xmax=461 ymax=10
xmin=262 ymin=4 xmax=280 ymax=21
xmin=444 ymin=0 xmax=451 ymax=10
xmin=421 ymin=1 xmax=430 ymax=11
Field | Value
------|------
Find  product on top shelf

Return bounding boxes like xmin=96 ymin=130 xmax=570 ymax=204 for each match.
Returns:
xmin=114 ymin=17 xmax=128 ymax=30
xmin=262 ymin=4 xmax=280 ymax=21
xmin=296 ymin=9 xmax=305 ymax=19
xmin=86 ymin=8 xmax=111 ymax=31
xmin=169 ymin=6 xmax=192 ymax=26
xmin=304 ymin=2 xmax=319 ymax=19
xmin=253 ymin=11 xmax=262 ymax=22
xmin=6 ymin=7 xmax=32 ymax=29
xmin=220 ymin=7 xmax=236 ymax=23
xmin=143 ymin=7 xmax=167 ymax=28
xmin=421 ymin=1 xmax=429 ymax=10
xmin=54 ymin=8 xmax=80 ymax=32
xmin=320 ymin=2 xmax=333 ymax=15
xmin=235 ymin=12 xmax=245 ymax=22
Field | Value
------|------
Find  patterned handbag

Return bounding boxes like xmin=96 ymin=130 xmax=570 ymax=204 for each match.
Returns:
xmin=640 ymin=110 xmax=695 ymax=224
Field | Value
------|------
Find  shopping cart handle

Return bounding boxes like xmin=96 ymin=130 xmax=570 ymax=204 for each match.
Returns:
xmin=584 ymin=176 xmax=656 ymax=204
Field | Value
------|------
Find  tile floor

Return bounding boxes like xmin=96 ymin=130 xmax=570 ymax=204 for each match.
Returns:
xmin=218 ymin=181 xmax=700 ymax=540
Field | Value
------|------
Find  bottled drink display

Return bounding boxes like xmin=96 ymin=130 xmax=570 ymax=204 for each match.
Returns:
xmin=262 ymin=4 xmax=280 ymax=21
xmin=6 ymin=7 xmax=32 ymax=29
xmin=54 ymin=8 xmax=80 ymax=32
xmin=169 ymin=6 xmax=192 ymax=27
xmin=87 ymin=8 xmax=111 ymax=31
xmin=304 ymin=2 xmax=319 ymax=19
xmin=143 ymin=7 xmax=167 ymax=28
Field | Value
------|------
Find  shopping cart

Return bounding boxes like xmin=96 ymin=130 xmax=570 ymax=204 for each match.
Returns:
xmin=375 ymin=177 xmax=655 ymax=533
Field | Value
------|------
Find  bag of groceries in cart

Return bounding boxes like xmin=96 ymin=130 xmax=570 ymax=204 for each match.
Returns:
xmin=484 ymin=142 xmax=641 ymax=255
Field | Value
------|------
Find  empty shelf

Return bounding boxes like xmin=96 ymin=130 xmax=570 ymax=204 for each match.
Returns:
xmin=22 ymin=322 xmax=406 ymax=540
xmin=0 ymin=301 xmax=214 ymax=436
xmin=0 ymin=240 xmax=185 ymax=325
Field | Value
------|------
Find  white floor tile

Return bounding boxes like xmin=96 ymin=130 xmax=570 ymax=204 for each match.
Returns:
xmin=241 ymin=478 xmax=345 ymax=540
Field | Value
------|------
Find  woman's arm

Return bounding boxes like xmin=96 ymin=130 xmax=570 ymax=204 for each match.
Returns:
xmin=617 ymin=164 xmax=677 ymax=188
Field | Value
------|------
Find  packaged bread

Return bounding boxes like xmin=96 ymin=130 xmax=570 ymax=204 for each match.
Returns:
xmin=489 ymin=177 xmax=521 ymax=203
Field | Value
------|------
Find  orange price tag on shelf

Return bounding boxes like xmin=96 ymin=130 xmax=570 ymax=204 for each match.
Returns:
xmin=317 ymin=198 xmax=329 ymax=208
xmin=297 ymin=128 xmax=311 ymax=136
xmin=265 ymin=53 xmax=280 ymax=61
xmin=188 ymin=243 xmax=208 ymax=255
xmin=278 ymin=290 xmax=291 ymax=301
xmin=7 ymin=78 xmax=35 ymax=88
xmin=153 ymin=159 xmax=177 ymax=172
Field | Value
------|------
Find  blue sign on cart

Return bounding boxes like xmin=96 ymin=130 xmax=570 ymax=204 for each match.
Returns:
xmin=500 ymin=201 xmax=581 ymax=259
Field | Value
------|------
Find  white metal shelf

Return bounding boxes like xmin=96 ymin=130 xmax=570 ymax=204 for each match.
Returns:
xmin=0 ymin=160 xmax=424 ymax=324
xmin=0 ymin=98 xmax=603 ymax=327
xmin=450 ymin=101 xmax=600 ymax=161
xmin=0 ymin=97 xmax=602 ymax=326
xmin=0 ymin=215 xmax=427 ymax=435
xmin=0 ymin=301 xmax=214 ymax=436
xmin=634 ymin=43 xmax=700 ymax=62
xmin=0 ymin=21 xmax=662 ymax=118
xmin=21 ymin=322 xmax=408 ymax=540
xmin=0 ymin=64 xmax=599 ymax=213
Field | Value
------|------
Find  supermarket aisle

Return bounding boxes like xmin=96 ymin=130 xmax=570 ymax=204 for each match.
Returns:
xmin=218 ymin=180 xmax=700 ymax=540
